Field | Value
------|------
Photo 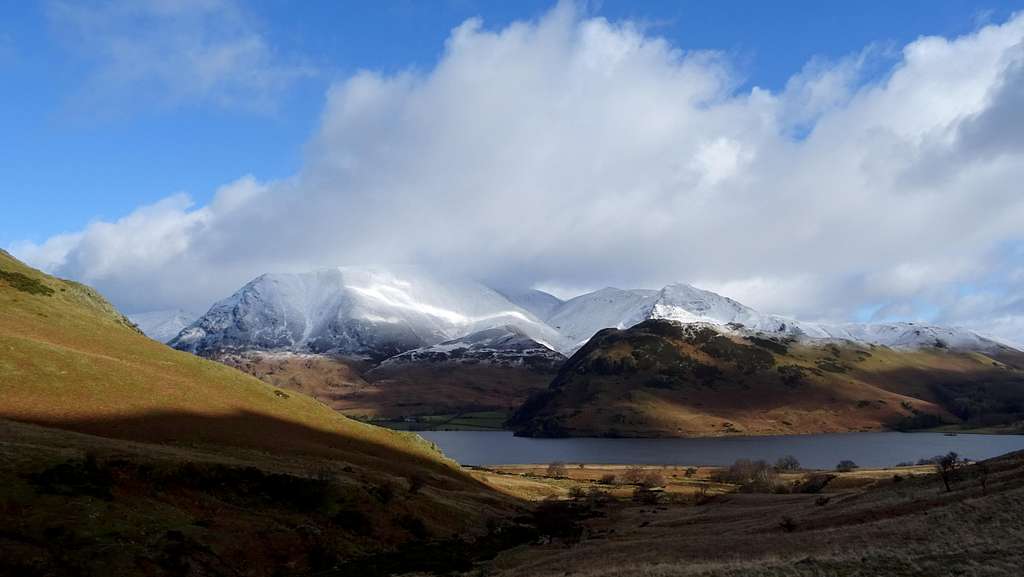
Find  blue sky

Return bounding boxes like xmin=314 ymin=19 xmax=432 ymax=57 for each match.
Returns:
xmin=2 ymin=0 xmax=1019 ymax=247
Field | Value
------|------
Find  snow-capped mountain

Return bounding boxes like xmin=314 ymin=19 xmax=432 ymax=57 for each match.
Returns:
xmin=547 ymin=282 xmax=1010 ymax=353
xmin=497 ymin=288 xmax=564 ymax=321
xmin=170 ymin=267 xmax=1016 ymax=360
xmin=546 ymin=287 xmax=660 ymax=349
xmin=129 ymin=309 xmax=198 ymax=343
xmin=170 ymin=267 xmax=568 ymax=359
xmin=377 ymin=325 xmax=566 ymax=370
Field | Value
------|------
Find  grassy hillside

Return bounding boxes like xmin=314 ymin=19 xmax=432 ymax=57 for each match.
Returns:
xmin=0 ymin=250 xmax=524 ymax=574
xmin=510 ymin=319 xmax=1024 ymax=437
xmin=0 ymin=249 xmax=445 ymax=466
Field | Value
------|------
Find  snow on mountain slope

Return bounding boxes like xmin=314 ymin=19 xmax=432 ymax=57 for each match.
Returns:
xmin=649 ymin=284 xmax=796 ymax=334
xmin=546 ymin=287 xmax=660 ymax=350
xmin=497 ymin=289 xmax=564 ymax=321
xmin=169 ymin=266 xmax=1016 ymax=360
xmin=377 ymin=325 xmax=566 ymax=369
xmin=791 ymin=322 xmax=1005 ymax=351
xmin=129 ymin=309 xmax=197 ymax=343
xmin=170 ymin=267 xmax=568 ymax=359
xmin=546 ymin=283 xmax=1013 ymax=353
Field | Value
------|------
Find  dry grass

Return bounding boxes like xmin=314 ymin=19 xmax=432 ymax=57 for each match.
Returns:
xmin=479 ymin=452 xmax=1024 ymax=576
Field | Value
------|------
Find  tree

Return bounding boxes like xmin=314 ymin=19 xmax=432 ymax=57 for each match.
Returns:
xmin=622 ymin=465 xmax=647 ymax=485
xmin=976 ymin=462 xmax=990 ymax=495
xmin=775 ymin=455 xmax=801 ymax=471
xmin=639 ymin=470 xmax=666 ymax=489
xmin=934 ymin=452 xmax=963 ymax=492
xmin=546 ymin=461 xmax=568 ymax=479
xmin=836 ymin=460 xmax=859 ymax=472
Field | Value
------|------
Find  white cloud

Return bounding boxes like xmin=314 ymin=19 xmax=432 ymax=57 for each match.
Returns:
xmin=47 ymin=0 xmax=313 ymax=112
xmin=15 ymin=4 xmax=1024 ymax=342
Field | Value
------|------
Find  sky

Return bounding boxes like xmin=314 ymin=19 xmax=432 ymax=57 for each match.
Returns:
xmin=3 ymin=1 xmax=1024 ymax=345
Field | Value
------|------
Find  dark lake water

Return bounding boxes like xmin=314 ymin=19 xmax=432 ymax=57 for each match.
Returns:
xmin=417 ymin=431 xmax=1024 ymax=468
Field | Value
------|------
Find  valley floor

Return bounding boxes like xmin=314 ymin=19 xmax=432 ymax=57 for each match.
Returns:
xmin=457 ymin=455 xmax=1024 ymax=577
xmin=3 ymin=416 xmax=1021 ymax=577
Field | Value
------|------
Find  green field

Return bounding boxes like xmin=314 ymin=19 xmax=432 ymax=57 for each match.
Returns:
xmin=370 ymin=410 xmax=510 ymax=431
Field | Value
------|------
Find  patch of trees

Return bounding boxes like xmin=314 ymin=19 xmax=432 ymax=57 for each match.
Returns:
xmin=545 ymin=461 xmax=569 ymax=478
xmin=714 ymin=459 xmax=785 ymax=493
xmin=836 ymin=460 xmax=859 ymax=472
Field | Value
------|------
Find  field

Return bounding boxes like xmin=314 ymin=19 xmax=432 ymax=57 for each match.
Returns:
xmin=370 ymin=411 xmax=510 ymax=431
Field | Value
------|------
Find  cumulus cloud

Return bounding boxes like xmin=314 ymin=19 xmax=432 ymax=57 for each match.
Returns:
xmin=15 ymin=3 xmax=1024 ymax=342
xmin=47 ymin=0 xmax=313 ymax=111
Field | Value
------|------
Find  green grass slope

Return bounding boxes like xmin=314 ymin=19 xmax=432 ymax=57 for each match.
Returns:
xmin=510 ymin=319 xmax=1024 ymax=437
xmin=0 ymin=250 xmax=448 ymax=467
xmin=0 ymin=250 xmax=523 ymax=574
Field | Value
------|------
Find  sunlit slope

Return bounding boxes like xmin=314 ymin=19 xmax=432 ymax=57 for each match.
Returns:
xmin=511 ymin=320 xmax=1024 ymax=437
xmin=0 ymin=250 xmax=450 ymax=470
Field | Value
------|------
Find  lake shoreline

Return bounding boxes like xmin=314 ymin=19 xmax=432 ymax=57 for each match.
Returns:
xmin=417 ymin=430 xmax=1024 ymax=469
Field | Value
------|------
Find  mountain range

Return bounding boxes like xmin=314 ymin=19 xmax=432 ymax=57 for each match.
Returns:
xmin=164 ymin=266 xmax=1011 ymax=358
xmin=131 ymin=266 xmax=1023 ymax=433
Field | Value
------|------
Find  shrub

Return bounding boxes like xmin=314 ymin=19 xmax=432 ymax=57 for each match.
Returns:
xmin=334 ymin=509 xmax=371 ymax=533
xmin=779 ymin=516 xmax=798 ymax=532
xmin=836 ymin=460 xmax=859 ymax=472
xmin=621 ymin=465 xmax=647 ymax=485
xmin=976 ymin=462 xmax=990 ymax=495
xmin=585 ymin=487 xmax=611 ymax=505
xmin=774 ymin=455 xmax=801 ymax=471
xmin=408 ymin=474 xmax=426 ymax=494
xmin=546 ymin=461 xmax=568 ymax=479
xmin=370 ymin=481 xmax=395 ymax=504
xmin=714 ymin=459 xmax=781 ymax=492
xmin=532 ymin=498 xmax=585 ymax=543
xmin=684 ymin=467 xmax=698 ymax=478
xmin=598 ymin=473 xmax=618 ymax=485
xmin=639 ymin=470 xmax=666 ymax=489
xmin=29 ymin=454 xmax=114 ymax=500
xmin=0 ymin=270 xmax=54 ymax=296
xmin=395 ymin=514 xmax=430 ymax=540
xmin=693 ymin=483 xmax=712 ymax=506
xmin=568 ymin=486 xmax=587 ymax=501
xmin=632 ymin=486 xmax=661 ymax=504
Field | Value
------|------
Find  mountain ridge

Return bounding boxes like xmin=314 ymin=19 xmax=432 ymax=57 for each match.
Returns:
xmin=167 ymin=268 xmax=1016 ymax=360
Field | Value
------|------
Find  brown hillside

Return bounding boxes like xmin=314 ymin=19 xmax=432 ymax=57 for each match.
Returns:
xmin=510 ymin=319 xmax=1024 ymax=437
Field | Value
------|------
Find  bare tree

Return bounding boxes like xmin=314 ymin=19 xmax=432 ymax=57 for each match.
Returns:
xmin=775 ymin=455 xmax=801 ymax=471
xmin=977 ymin=462 xmax=990 ymax=495
xmin=622 ymin=465 xmax=647 ymax=485
xmin=934 ymin=452 xmax=963 ymax=492
xmin=546 ymin=461 xmax=569 ymax=479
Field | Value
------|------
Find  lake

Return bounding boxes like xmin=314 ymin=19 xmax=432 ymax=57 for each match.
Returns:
xmin=417 ymin=430 xmax=1024 ymax=468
